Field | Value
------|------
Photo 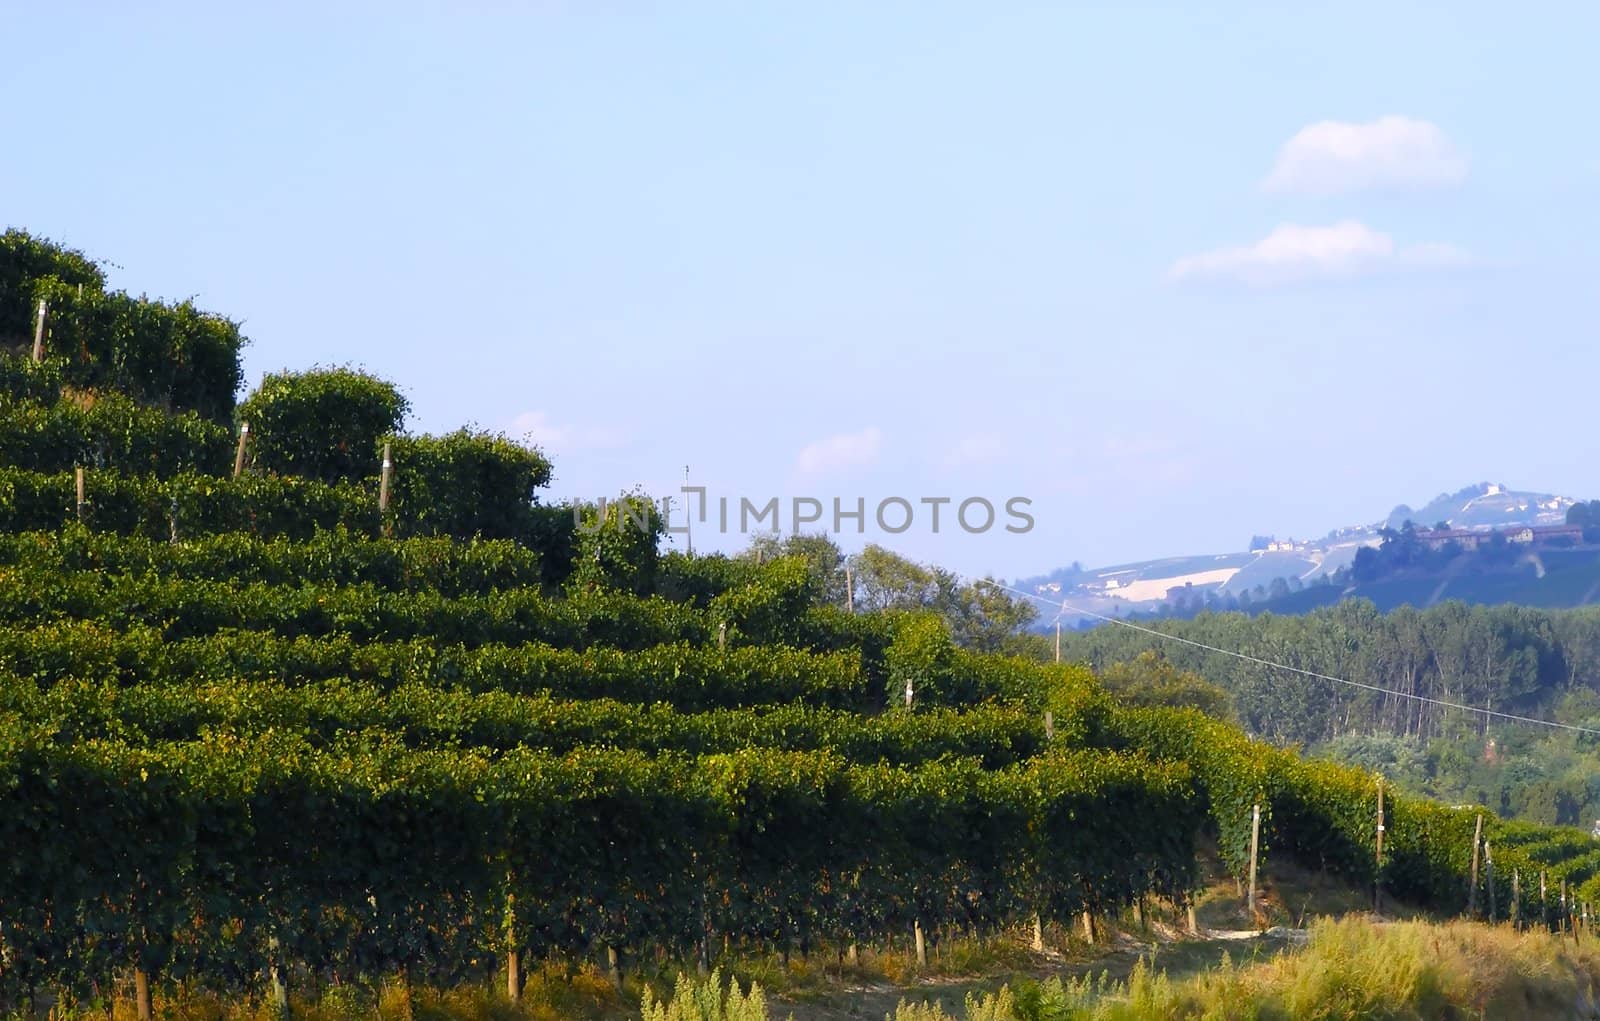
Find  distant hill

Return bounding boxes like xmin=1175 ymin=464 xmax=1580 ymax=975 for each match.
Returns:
xmin=1255 ymin=546 xmax=1600 ymax=615
xmin=1021 ymin=482 xmax=1580 ymax=622
xmin=1382 ymin=482 xmax=1573 ymax=533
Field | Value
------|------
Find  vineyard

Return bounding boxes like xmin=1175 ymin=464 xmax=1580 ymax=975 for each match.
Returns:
xmin=6 ymin=228 xmax=1600 ymax=1018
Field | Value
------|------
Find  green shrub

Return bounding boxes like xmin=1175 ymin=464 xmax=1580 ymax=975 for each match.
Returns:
xmin=569 ymin=491 xmax=662 ymax=595
xmin=640 ymin=970 xmax=768 ymax=1021
xmin=886 ymin=999 xmax=954 ymax=1021
xmin=386 ymin=429 xmax=553 ymax=541
xmin=707 ymin=557 xmax=813 ymax=645
xmin=963 ymin=986 xmax=1016 ymax=1021
xmin=886 ymin=612 xmax=957 ymax=707
xmin=0 ymin=230 xmax=104 ymax=345
xmin=238 ymin=367 xmax=409 ymax=483
xmin=27 ymin=277 xmax=242 ymax=423
xmin=0 ymin=355 xmax=66 ymax=403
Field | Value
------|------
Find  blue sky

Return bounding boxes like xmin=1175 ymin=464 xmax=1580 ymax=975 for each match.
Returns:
xmin=4 ymin=2 xmax=1596 ymax=578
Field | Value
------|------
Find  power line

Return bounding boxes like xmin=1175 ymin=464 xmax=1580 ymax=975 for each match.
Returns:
xmin=973 ymin=577 xmax=1600 ymax=737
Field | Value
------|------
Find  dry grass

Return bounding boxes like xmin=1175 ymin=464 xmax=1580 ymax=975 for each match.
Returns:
xmin=67 ymin=911 xmax=1600 ymax=1021
xmin=1009 ymin=917 xmax=1600 ymax=1020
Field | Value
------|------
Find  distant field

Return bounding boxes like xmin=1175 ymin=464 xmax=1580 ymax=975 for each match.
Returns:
xmin=1222 ymin=551 xmax=1319 ymax=593
xmin=1090 ymin=552 xmax=1254 ymax=581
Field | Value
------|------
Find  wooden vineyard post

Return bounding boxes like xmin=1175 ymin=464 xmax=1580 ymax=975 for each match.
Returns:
xmin=1044 ymin=711 xmax=1054 ymax=740
xmin=75 ymin=467 xmax=85 ymax=523
xmin=270 ymin=968 xmax=289 ymax=1020
xmin=913 ymin=920 xmax=927 ymax=967
xmin=133 ymin=967 xmax=152 ymax=1021
xmin=1080 ymin=910 xmax=1094 ymax=944
xmin=1512 ymin=869 xmax=1521 ymax=930
xmin=1031 ymin=913 xmax=1044 ymax=952
xmin=1485 ymin=843 xmax=1496 ymax=923
xmin=718 ymin=621 xmax=727 ymax=650
xmin=506 ymin=888 xmax=521 ymax=1001
xmin=1468 ymin=814 xmax=1483 ymax=916
xmin=844 ymin=560 xmax=854 ymax=612
xmin=1247 ymin=802 xmax=1262 ymax=919
xmin=263 ymin=934 xmax=290 ymax=1020
xmin=378 ymin=441 xmax=393 ymax=521
xmin=1375 ymin=775 xmax=1385 ymax=915
xmin=233 ymin=422 xmax=251 ymax=477
xmin=606 ymin=946 xmax=622 ymax=991
xmin=31 ymin=299 xmax=47 ymax=361
xmin=1541 ymin=871 xmax=1548 ymax=930
xmin=1054 ymin=619 xmax=1061 ymax=663
xmin=1187 ymin=903 xmax=1199 ymax=935
xmin=695 ymin=892 xmax=710 ymax=977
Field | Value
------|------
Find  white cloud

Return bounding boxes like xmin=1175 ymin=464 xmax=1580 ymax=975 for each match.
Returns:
xmin=507 ymin=410 xmax=627 ymax=454
xmin=1168 ymin=221 xmax=1471 ymax=286
xmin=795 ymin=427 xmax=882 ymax=475
xmin=942 ymin=433 xmax=1009 ymax=469
xmin=1264 ymin=116 xmax=1467 ymax=194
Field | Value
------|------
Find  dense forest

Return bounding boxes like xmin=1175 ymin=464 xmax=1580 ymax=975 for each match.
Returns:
xmin=1059 ymin=599 xmax=1600 ymax=825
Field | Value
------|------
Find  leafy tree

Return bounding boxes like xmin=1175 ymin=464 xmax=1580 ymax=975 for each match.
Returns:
xmin=1098 ymin=651 xmax=1232 ymax=718
xmin=846 ymin=544 xmax=1036 ymax=651
xmin=742 ymin=532 xmax=848 ymax=607
xmin=1568 ymin=500 xmax=1600 ymax=542
xmin=850 ymin=544 xmax=938 ymax=611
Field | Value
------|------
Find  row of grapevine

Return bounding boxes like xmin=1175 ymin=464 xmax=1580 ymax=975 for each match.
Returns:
xmin=0 ymin=467 xmax=376 ymax=539
xmin=0 ymin=678 xmax=1056 ymax=766
xmin=1103 ymin=702 xmax=1598 ymax=919
xmin=0 ymin=732 xmax=1198 ymax=1010
xmin=0 ymin=623 xmax=876 ymax=710
xmin=0 ymin=392 xmax=232 ymax=475
xmin=0 ymin=568 xmax=1068 ymax=707
xmin=0 ymin=527 xmax=543 ymax=596
xmin=0 ymin=622 xmax=1103 ymax=725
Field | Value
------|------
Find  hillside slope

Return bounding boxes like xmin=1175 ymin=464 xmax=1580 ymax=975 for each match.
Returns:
xmin=5 ymin=230 xmax=1600 ymax=1019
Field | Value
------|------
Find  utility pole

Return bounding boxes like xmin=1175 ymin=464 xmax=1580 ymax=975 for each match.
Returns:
xmin=1054 ymin=619 xmax=1061 ymax=663
xmin=845 ymin=558 xmax=854 ymax=613
xmin=684 ymin=465 xmax=692 ymax=554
